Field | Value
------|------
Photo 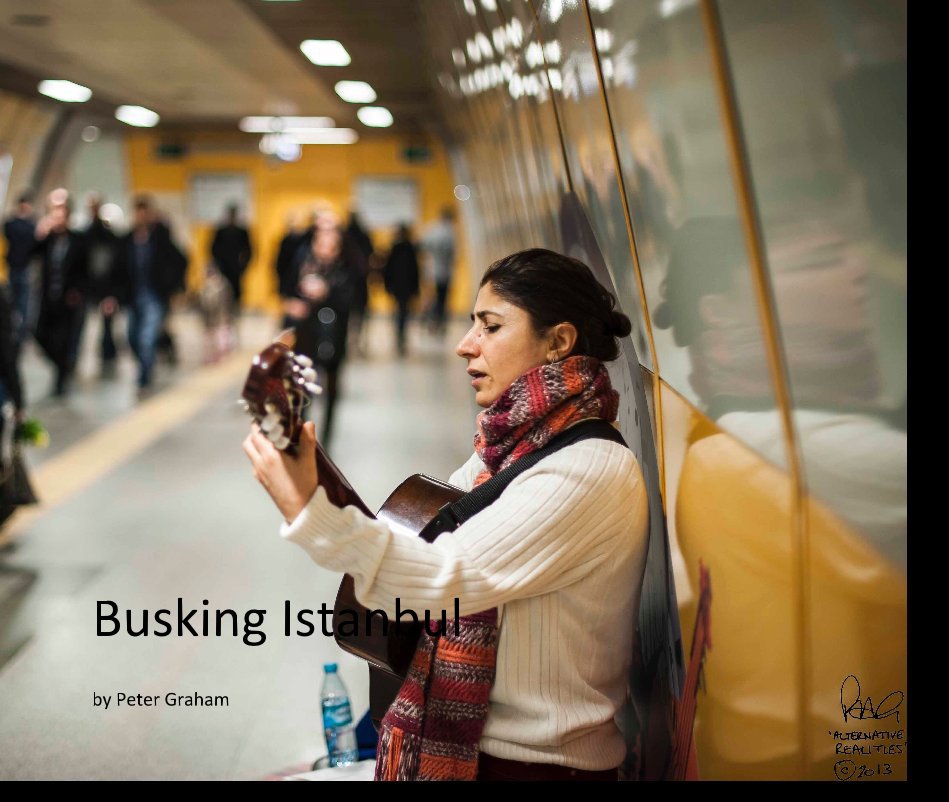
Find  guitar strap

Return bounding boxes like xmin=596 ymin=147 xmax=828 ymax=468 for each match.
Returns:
xmin=431 ymin=418 xmax=628 ymax=533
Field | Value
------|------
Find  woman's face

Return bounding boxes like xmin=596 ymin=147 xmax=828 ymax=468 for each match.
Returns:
xmin=313 ymin=229 xmax=341 ymax=262
xmin=456 ymin=283 xmax=551 ymax=408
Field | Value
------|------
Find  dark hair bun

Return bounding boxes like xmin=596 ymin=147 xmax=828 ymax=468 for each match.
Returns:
xmin=482 ymin=248 xmax=631 ymax=362
xmin=608 ymin=310 xmax=632 ymax=339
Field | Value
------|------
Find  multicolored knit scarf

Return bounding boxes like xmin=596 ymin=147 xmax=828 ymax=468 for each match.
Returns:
xmin=374 ymin=355 xmax=618 ymax=782
xmin=473 ymin=355 xmax=619 ymax=483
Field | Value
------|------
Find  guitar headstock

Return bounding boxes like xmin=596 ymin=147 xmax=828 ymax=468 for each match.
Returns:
xmin=240 ymin=330 xmax=321 ymax=454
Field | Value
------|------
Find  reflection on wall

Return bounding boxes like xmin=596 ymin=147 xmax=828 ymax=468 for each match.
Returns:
xmin=667 ymin=382 xmax=906 ymax=779
xmin=718 ymin=0 xmax=907 ymax=558
xmin=423 ymin=0 xmax=906 ymax=781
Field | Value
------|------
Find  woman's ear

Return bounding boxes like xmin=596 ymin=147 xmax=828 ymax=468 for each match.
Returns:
xmin=547 ymin=322 xmax=578 ymax=362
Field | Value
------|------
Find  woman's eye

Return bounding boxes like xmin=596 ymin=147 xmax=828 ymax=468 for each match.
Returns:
xmin=484 ymin=325 xmax=500 ymax=333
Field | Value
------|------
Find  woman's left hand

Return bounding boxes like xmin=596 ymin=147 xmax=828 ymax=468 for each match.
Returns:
xmin=243 ymin=420 xmax=319 ymax=523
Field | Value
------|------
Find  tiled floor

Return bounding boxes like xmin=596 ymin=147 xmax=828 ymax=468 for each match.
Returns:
xmin=0 ymin=309 xmax=476 ymax=780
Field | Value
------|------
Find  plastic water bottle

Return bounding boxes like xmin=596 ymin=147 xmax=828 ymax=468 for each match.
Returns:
xmin=320 ymin=663 xmax=358 ymax=766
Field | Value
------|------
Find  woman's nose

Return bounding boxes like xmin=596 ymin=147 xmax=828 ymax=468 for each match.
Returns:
xmin=456 ymin=327 xmax=479 ymax=358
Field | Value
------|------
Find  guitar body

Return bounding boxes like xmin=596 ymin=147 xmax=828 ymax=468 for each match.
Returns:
xmin=333 ymin=474 xmax=464 ymax=728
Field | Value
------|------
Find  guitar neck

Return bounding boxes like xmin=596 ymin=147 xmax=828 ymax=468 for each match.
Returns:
xmin=315 ymin=444 xmax=374 ymax=518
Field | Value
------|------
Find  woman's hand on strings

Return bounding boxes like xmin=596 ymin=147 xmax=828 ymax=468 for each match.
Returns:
xmin=243 ymin=420 xmax=319 ymax=524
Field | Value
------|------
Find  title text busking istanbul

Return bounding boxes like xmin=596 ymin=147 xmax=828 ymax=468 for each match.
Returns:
xmin=96 ymin=598 xmax=461 ymax=646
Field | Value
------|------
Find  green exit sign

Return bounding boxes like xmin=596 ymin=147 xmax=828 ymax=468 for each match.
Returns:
xmin=401 ymin=145 xmax=432 ymax=164
xmin=155 ymin=143 xmax=187 ymax=159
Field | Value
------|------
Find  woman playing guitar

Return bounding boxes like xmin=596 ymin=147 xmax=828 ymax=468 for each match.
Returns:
xmin=243 ymin=248 xmax=648 ymax=782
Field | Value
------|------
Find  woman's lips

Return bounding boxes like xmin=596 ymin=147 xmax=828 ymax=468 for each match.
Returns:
xmin=468 ymin=371 xmax=486 ymax=387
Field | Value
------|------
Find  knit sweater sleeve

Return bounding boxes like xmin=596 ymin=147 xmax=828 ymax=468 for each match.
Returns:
xmin=280 ymin=439 xmax=643 ymax=617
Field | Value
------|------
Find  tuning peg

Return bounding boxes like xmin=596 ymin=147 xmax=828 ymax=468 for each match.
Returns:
xmin=305 ymin=382 xmax=322 ymax=395
xmin=300 ymin=367 xmax=317 ymax=383
xmin=261 ymin=413 xmax=280 ymax=432
xmin=264 ymin=401 xmax=277 ymax=415
xmin=236 ymin=399 xmax=250 ymax=412
xmin=274 ymin=435 xmax=290 ymax=450
xmin=293 ymin=354 xmax=314 ymax=368
xmin=266 ymin=423 xmax=285 ymax=443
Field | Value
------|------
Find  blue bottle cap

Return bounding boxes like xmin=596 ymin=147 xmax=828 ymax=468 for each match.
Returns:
xmin=323 ymin=662 xmax=338 ymax=673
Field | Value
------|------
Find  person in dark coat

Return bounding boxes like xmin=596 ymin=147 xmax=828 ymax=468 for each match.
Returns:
xmin=83 ymin=193 xmax=120 ymax=372
xmin=210 ymin=204 xmax=252 ymax=310
xmin=0 ymin=288 xmax=24 ymax=414
xmin=3 ymin=191 xmax=37 ymax=349
xmin=383 ymin=224 xmax=420 ymax=357
xmin=109 ymin=196 xmax=187 ymax=391
xmin=282 ymin=225 xmax=354 ymax=446
xmin=31 ymin=199 xmax=88 ymax=397
xmin=344 ymin=212 xmax=373 ymax=355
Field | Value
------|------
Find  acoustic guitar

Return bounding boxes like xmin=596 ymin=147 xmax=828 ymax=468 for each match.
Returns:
xmin=241 ymin=331 xmax=463 ymax=726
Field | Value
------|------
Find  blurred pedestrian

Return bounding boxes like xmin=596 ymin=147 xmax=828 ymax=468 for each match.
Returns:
xmin=109 ymin=196 xmax=187 ymax=393
xmin=383 ymin=223 xmax=420 ymax=357
xmin=84 ymin=192 xmax=120 ymax=375
xmin=420 ymin=206 xmax=456 ymax=336
xmin=211 ymin=203 xmax=252 ymax=312
xmin=345 ymin=211 xmax=373 ymax=356
xmin=32 ymin=194 xmax=88 ymax=397
xmin=3 ymin=191 xmax=37 ymax=349
xmin=281 ymin=225 xmax=354 ymax=446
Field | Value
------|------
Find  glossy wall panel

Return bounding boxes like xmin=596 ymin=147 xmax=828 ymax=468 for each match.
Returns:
xmin=661 ymin=382 xmax=799 ymax=778
xmin=717 ymin=0 xmax=907 ymax=566
xmin=0 ymin=89 xmax=59 ymax=241
xmin=589 ymin=2 xmax=780 ymax=427
xmin=536 ymin=0 xmax=654 ymax=370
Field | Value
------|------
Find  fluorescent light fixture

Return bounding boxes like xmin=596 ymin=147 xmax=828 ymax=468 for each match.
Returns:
xmin=262 ymin=129 xmax=357 ymax=147
xmin=287 ymin=129 xmax=358 ymax=144
xmin=239 ymin=116 xmax=335 ymax=132
xmin=334 ymin=80 xmax=376 ymax=104
xmin=300 ymin=39 xmax=351 ymax=66
xmin=115 ymin=105 xmax=160 ymax=127
xmin=356 ymin=106 xmax=393 ymax=128
xmin=38 ymin=79 xmax=92 ymax=102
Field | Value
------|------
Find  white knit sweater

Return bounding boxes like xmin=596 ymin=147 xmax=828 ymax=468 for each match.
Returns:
xmin=281 ymin=437 xmax=649 ymax=770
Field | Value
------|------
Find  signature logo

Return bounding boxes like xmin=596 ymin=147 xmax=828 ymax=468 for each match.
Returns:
xmin=840 ymin=675 xmax=904 ymax=723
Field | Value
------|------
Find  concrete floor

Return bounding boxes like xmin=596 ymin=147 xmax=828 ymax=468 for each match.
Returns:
xmin=0 ymin=309 xmax=475 ymax=780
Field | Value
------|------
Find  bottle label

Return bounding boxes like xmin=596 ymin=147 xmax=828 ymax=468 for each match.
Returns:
xmin=322 ymin=698 xmax=352 ymax=729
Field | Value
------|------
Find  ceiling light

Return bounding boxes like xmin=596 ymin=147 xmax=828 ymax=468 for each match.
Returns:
xmin=115 ymin=105 xmax=160 ymax=127
xmin=286 ymin=129 xmax=358 ymax=144
xmin=261 ymin=130 xmax=358 ymax=149
xmin=334 ymin=81 xmax=376 ymax=104
xmin=38 ymin=80 xmax=92 ymax=102
xmin=260 ymin=134 xmax=302 ymax=162
xmin=356 ymin=106 xmax=393 ymax=128
xmin=300 ymin=39 xmax=351 ymax=66
xmin=239 ymin=116 xmax=335 ymax=132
